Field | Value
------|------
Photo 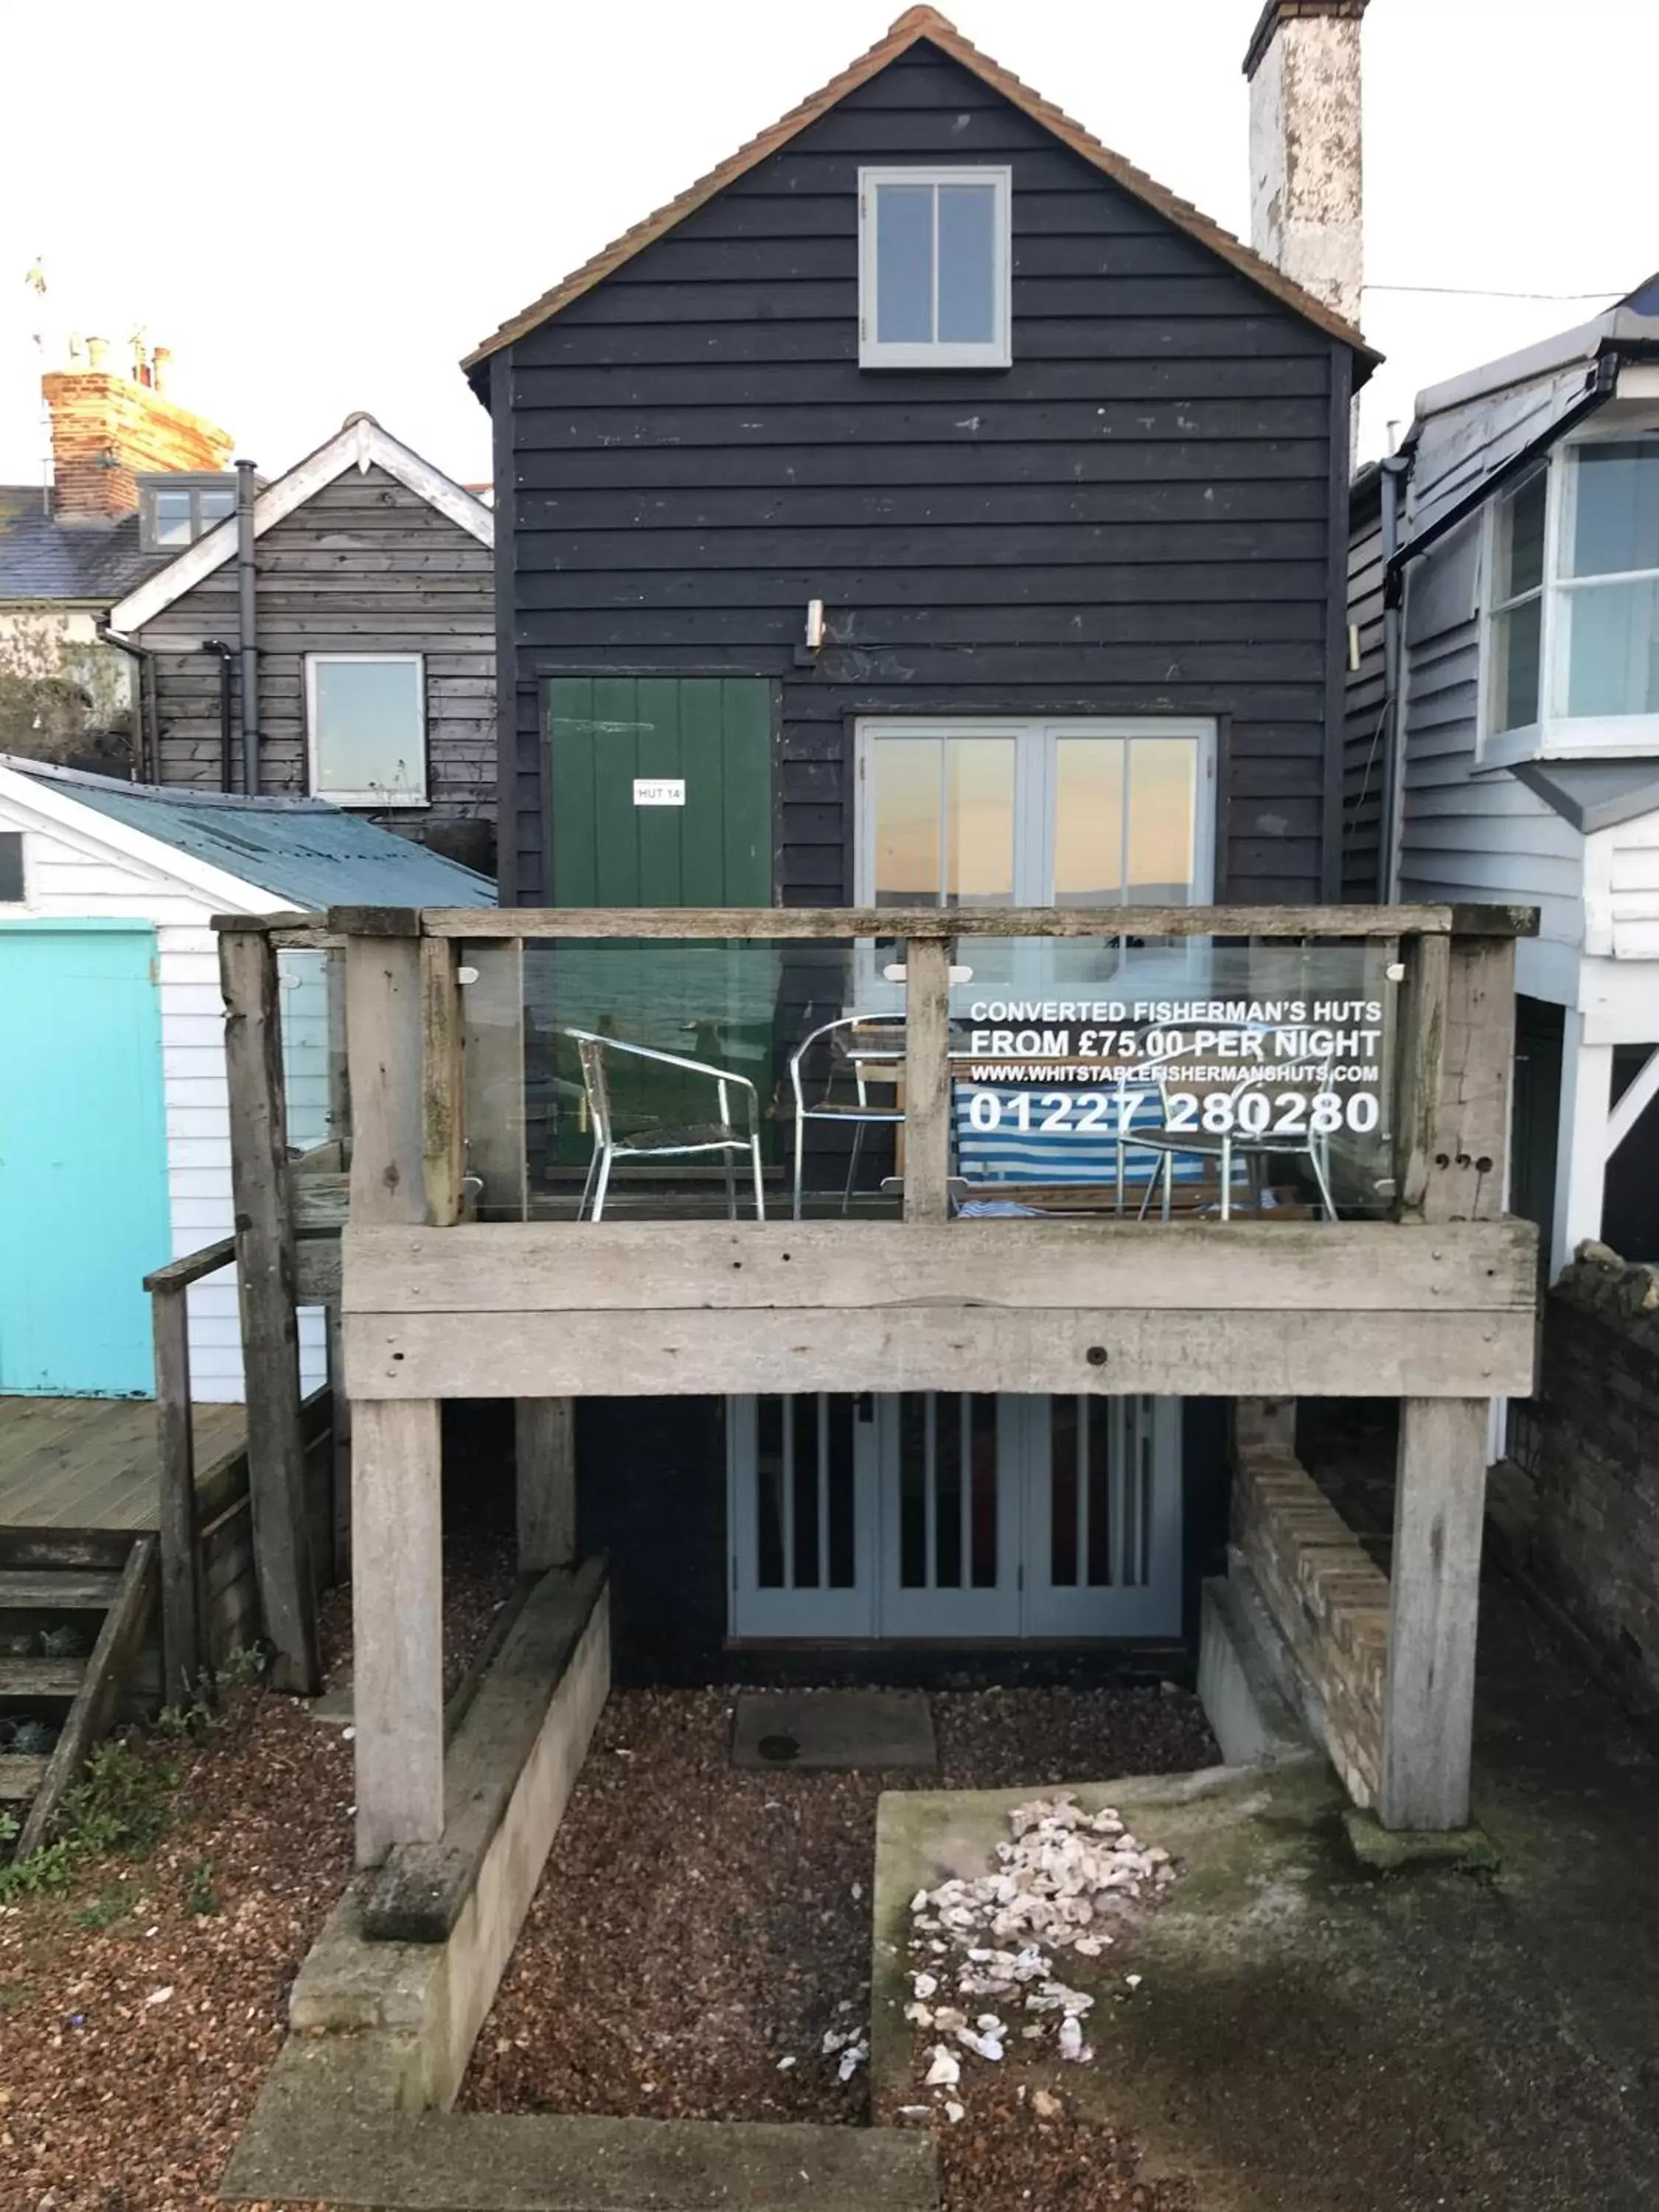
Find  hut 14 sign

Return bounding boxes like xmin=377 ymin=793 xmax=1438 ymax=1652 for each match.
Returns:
xmin=957 ymin=992 xmax=1388 ymax=1144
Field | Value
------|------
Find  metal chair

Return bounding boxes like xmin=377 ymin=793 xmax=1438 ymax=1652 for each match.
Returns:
xmin=1132 ymin=1040 xmax=1340 ymax=1223
xmin=787 ymin=1014 xmax=907 ymax=1220
xmin=558 ymin=1025 xmax=765 ymax=1222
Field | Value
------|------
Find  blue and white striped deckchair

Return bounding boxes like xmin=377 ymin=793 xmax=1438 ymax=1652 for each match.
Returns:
xmin=951 ymin=1082 xmax=1211 ymax=1193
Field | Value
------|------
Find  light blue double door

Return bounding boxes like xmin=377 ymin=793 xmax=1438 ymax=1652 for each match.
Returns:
xmin=0 ymin=923 xmax=170 ymax=1396
xmin=728 ymin=1392 xmax=1181 ymax=1641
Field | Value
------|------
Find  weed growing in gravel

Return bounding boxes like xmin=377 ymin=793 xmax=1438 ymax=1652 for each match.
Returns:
xmin=75 ymin=1887 xmax=132 ymax=1931
xmin=0 ymin=1644 xmax=271 ymax=1904
xmin=186 ymin=1860 xmax=220 ymax=1916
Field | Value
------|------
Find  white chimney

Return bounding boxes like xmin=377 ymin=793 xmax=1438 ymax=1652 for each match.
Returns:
xmin=1243 ymin=0 xmax=1367 ymax=330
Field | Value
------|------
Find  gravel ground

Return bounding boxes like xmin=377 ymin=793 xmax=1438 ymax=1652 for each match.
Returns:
xmin=461 ymin=1680 xmax=1217 ymax=2196
xmin=0 ymin=1543 xmax=517 ymax=2212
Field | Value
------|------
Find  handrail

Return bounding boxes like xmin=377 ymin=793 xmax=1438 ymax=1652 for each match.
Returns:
xmin=146 ymin=1236 xmax=239 ymax=1703
xmin=143 ymin=1237 xmax=236 ymax=1295
xmin=327 ymin=902 xmax=1540 ymax=943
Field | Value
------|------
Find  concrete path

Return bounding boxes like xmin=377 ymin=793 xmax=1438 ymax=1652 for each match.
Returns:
xmin=874 ymin=1579 xmax=1659 ymax=2212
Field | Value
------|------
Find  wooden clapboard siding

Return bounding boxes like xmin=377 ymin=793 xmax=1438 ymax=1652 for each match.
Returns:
xmin=136 ymin=468 xmax=495 ymax=865
xmin=1342 ymin=473 xmax=1388 ymax=901
xmin=494 ymin=38 xmax=1357 ymax=908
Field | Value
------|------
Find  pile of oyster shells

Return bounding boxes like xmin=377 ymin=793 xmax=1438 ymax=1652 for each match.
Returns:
xmin=904 ymin=1795 xmax=1175 ymax=2115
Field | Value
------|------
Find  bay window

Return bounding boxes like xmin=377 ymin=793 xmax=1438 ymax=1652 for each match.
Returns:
xmin=1483 ymin=433 xmax=1659 ymax=757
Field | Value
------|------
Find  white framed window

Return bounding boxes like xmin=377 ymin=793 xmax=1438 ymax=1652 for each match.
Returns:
xmin=858 ymin=167 xmax=1012 ymax=369
xmin=1480 ymin=428 xmax=1659 ymax=762
xmin=305 ymin=653 xmax=428 ymax=806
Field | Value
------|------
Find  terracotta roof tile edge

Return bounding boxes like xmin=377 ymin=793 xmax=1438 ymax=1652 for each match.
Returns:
xmin=461 ymin=5 xmax=1377 ymax=377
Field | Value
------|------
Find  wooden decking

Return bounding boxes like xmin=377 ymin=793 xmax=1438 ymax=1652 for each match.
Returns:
xmin=0 ymin=1398 xmax=246 ymax=1531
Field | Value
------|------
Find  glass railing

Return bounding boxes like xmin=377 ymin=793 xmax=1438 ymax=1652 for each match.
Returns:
xmin=456 ymin=922 xmax=1400 ymax=1225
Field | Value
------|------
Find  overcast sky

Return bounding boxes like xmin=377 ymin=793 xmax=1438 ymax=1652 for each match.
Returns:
xmin=1 ymin=0 xmax=1654 ymax=490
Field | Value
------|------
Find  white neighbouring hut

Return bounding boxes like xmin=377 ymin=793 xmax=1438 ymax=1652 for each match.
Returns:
xmin=0 ymin=755 xmax=494 ymax=1400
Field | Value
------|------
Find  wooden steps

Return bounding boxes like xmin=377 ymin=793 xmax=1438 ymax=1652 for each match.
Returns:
xmin=0 ymin=1533 xmax=157 ymax=1859
xmin=0 ymin=1569 xmax=123 ymax=1610
xmin=0 ymin=1656 xmax=85 ymax=1697
xmin=0 ymin=1754 xmax=46 ymax=1803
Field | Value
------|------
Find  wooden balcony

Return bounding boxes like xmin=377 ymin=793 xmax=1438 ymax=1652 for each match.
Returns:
xmin=319 ymin=900 xmax=1536 ymax=1408
xmin=214 ymin=897 xmax=1538 ymax=1857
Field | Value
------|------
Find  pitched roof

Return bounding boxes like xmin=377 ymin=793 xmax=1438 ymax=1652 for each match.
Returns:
xmin=0 ymin=489 xmax=169 ymax=605
xmin=463 ymin=4 xmax=1377 ymax=380
xmin=4 ymin=756 xmax=496 ymax=912
xmin=108 ymin=414 xmax=491 ymax=636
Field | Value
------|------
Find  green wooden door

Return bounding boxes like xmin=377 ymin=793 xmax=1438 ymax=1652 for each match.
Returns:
xmin=548 ymin=677 xmax=773 ymax=908
xmin=546 ymin=678 xmax=775 ymax=1169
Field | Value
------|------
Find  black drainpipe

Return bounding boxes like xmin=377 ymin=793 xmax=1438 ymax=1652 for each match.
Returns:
xmin=235 ymin=457 xmax=259 ymax=796
xmin=94 ymin=616 xmax=159 ymax=782
xmin=201 ymin=641 xmax=236 ymax=793
xmin=1376 ymin=452 xmax=1410 ymax=901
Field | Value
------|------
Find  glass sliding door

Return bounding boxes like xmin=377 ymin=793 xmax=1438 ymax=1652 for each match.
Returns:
xmin=860 ymin=717 xmax=1213 ymax=910
xmin=727 ymin=1394 xmax=877 ymax=1638
xmin=877 ymin=1391 xmax=1021 ymax=1637
xmin=728 ymin=1393 xmax=1183 ymax=1642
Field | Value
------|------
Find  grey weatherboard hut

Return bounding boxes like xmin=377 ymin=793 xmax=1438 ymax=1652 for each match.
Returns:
xmin=459 ymin=4 xmax=1380 ymax=1679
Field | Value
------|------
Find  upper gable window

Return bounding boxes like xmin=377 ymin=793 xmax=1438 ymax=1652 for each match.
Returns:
xmin=138 ymin=475 xmax=237 ymax=552
xmin=858 ymin=168 xmax=1011 ymax=369
xmin=1481 ymin=431 xmax=1659 ymax=761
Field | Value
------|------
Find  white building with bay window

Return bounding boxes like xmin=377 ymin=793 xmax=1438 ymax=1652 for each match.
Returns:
xmin=1355 ymin=278 xmax=1659 ymax=1279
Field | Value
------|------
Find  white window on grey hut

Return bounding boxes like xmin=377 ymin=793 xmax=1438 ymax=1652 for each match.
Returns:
xmin=858 ymin=167 xmax=1011 ymax=369
xmin=1482 ymin=431 xmax=1659 ymax=759
xmin=305 ymin=653 xmax=427 ymax=807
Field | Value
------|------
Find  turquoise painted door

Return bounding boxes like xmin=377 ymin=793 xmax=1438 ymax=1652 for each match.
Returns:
xmin=0 ymin=923 xmax=170 ymax=1396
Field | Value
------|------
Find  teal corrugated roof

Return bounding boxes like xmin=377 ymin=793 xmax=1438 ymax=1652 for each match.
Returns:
xmin=10 ymin=760 xmax=495 ymax=911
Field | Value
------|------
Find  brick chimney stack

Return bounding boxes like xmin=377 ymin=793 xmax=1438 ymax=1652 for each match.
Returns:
xmin=41 ymin=346 xmax=234 ymax=525
xmin=1243 ymin=0 xmax=1367 ymax=331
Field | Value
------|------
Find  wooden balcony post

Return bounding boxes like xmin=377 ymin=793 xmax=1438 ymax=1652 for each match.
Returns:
xmin=352 ymin=1397 xmax=445 ymax=1864
xmin=516 ymin=1398 xmax=576 ymax=1571
xmin=344 ymin=922 xmax=446 ymax=1863
xmin=1380 ymin=1396 xmax=1489 ymax=1831
xmin=150 ymin=1281 xmax=201 ymax=1706
xmin=420 ymin=935 xmax=466 ymax=1227
xmin=1381 ymin=927 xmax=1518 ymax=1829
xmin=462 ymin=939 xmax=573 ymax=1569
xmin=220 ymin=924 xmax=320 ymax=1697
xmin=903 ymin=932 xmax=951 ymax=1222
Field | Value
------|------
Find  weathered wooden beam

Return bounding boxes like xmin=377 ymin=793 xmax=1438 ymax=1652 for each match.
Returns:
xmin=462 ymin=939 xmax=528 ymax=1220
xmin=903 ymin=936 xmax=951 ymax=1222
xmin=150 ymin=1284 xmax=202 ymax=1707
xmin=420 ymin=936 xmax=466 ymax=1228
xmin=220 ymin=926 xmax=321 ymax=1697
xmin=293 ymin=1238 xmax=342 ymax=1305
xmin=345 ymin=935 xmax=425 ymax=1228
xmin=515 ymin=1399 xmax=576 ymax=1572
xmin=352 ymin=1398 xmax=445 ymax=1867
xmin=326 ymin=1307 xmax=352 ymax=1585
xmin=343 ymin=1304 xmax=1533 ymax=1404
xmin=389 ymin=902 xmax=1523 ymax=944
xmin=1397 ymin=935 xmax=1516 ymax=1225
xmin=341 ymin=1217 xmax=1538 ymax=1316
xmin=1380 ymin=1397 xmax=1489 ymax=1832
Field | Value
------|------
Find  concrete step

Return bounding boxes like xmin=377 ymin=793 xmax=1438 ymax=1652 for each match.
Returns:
xmin=0 ymin=1753 xmax=48 ymax=1803
xmin=226 ymin=2073 xmax=938 ymax=2212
